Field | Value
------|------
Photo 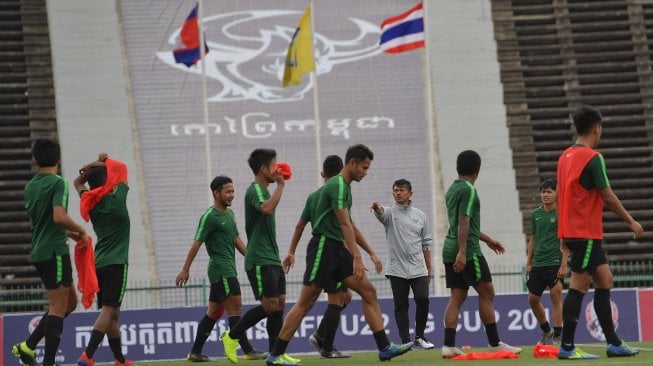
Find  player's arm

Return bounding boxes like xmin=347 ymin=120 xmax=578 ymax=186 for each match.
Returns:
xmin=558 ymin=242 xmax=568 ymax=280
xmin=600 ymin=187 xmax=643 ymax=237
xmin=73 ymin=174 xmax=88 ymax=196
xmin=526 ymin=235 xmax=535 ymax=278
xmin=235 ymin=236 xmax=247 ymax=256
xmin=481 ymin=231 xmax=506 ymax=254
xmin=423 ymin=249 xmax=432 ymax=282
xmin=53 ymin=206 xmax=88 ymax=245
xmin=352 ymin=222 xmax=382 ymax=273
xmin=454 ymin=215 xmax=470 ymax=272
xmin=335 ymin=208 xmax=365 ymax=280
xmin=421 ymin=215 xmax=433 ymax=281
xmin=176 ymin=240 xmax=202 ymax=287
xmin=370 ymin=202 xmax=390 ymax=225
xmin=283 ymin=219 xmax=307 ymax=274
xmin=259 ymin=172 xmax=285 ymax=216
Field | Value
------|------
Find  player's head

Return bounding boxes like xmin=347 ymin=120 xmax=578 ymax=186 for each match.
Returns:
xmin=321 ymin=155 xmax=343 ymax=180
xmin=456 ymin=150 xmax=481 ymax=178
xmin=539 ymin=178 xmax=556 ymax=206
xmin=573 ymin=105 xmax=602 ymax=146
xmin=248 ymin=148 xmax=277 ymax=182
xmin=392 ymin=178 xmax=413 ymax=205
xmin=210 ymin=175 xmax=234 ymax=206
xmin=31 ymin=138 xmax=60 ymax=168
xmin=344 ymin=144 xmax=374 ymax=182
xmin=87 ymin=167 xmax=107 ymax=189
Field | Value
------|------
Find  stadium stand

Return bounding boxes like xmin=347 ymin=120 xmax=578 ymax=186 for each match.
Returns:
xmin=0 ymin=0 xmax=57 ymax=312
xmin=492 ymin=1 xmax=653 ymax=265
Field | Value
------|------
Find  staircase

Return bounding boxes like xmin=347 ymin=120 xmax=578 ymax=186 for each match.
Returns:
xmin=492 ymin=0 xmax=653 ymax=262
xmin=0 ymin=0 xmax=58 ymax=312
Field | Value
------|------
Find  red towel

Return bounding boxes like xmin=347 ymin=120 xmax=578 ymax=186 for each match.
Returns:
xmin=453 ymin=350 xmax=519 ymax=360
xmin=533 ymin=344 xmax=559 ymax=358
xmin=275 ymin=162 xmax=292 ymax=180
xmin=80 ymin=159 xmax=128 ymax=222
xmin=74 ymin=237 xmax=98 ymax=309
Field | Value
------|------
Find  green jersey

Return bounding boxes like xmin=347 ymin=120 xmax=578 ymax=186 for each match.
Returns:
xmin=244 ymin=182 xmax=280 ymax=270
xmin=313 ymin=175 xmax=352 ymax=242
xmin=24 ymin=173 xmax=70 ymax=262
xmin=574 ymin=145 xmax=610 ymax=190
xmin=530 ymin=206 xmax=561 ymax=267
xmin=300 ymin=188 xmax=321 ymax=224
xmin=88 ymin=182 xmax=130 ymax=268
xmin=443 ymin=179 xmax=482 ymax=263
xmin=194 ymin=207 xmax=239 ymax=283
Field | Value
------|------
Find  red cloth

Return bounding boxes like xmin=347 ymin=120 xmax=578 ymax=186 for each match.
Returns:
xmin=275 ymin=162 xmax=292 ymax=180
xmin=80 ymin=159 xmax=128 ymax=222
xmin=453 ymin=350 xmax=519 ymax=360
xmin=557 ymin=146 xmax=603 ymax=239
xmin=533 ymin=344 xmax=559 ymax=358
xmin=74 ymin=237 xmax=98 ymax=309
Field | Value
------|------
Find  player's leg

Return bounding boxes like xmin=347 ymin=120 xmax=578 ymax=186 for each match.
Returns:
xmin=311 ymin=285 xmax=351 ymax=358
xmin=188 ymin=277 xmax=224 ymax=362
xmin=259 ymin=266 xmax=286 ymax=352
xmin=410 ymin=276 xmax=433 ymax=349
xmin=42 ymin=254 xmax=73 ymax=366
xmin=549 ymin=278 xmax=563 ymax=343
xmin=388 ymin=275 xmax=411 ymax=344
xmin=527 ymin=267 xmax=553 ymax=344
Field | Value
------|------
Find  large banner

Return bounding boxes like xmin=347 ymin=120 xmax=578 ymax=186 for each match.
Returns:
xmin=2 ymin=290 xmax=640 ymax=364
xmin=118 ymin=0 xmax=434 ymax=289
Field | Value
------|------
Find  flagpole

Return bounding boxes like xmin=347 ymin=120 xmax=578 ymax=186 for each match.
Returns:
xmin=309 ymin=1 xmax=322 ymax=187
xmin=197 ymin=0 xmax=213 ymax=204
xmin=421 ymin=0 xmax=447 ymax=295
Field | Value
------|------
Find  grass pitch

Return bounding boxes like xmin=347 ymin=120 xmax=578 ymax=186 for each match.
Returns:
xmin=124 ymin=342 xmax=653 ymax=366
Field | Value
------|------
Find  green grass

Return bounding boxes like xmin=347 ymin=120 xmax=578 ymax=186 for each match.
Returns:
xmin=111 ymin=342 xmax=653 ymax=366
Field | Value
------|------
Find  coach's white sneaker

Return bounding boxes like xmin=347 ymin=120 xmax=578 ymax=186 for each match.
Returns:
xmin=441 ymin=346 xmax=465 ymax=358
xmin=414 ymin=337 xmax=435 ymax=350
xmin=489 ymin=341 xmax=522 ymax=354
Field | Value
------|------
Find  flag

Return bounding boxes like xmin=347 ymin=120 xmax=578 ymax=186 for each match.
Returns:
xmin=379 ymin=3 xmax=425 ymax=54
xmin=173 ymin=4 xmax=209 ymax=67
xmin=282 ymin=2 xmax=315 ymax=87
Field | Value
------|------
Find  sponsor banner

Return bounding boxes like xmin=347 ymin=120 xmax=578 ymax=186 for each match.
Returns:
xmin=2 ymin=290 xmax=639 ymax=364
xmin=638 ymin=288 xmax=653 ymax=341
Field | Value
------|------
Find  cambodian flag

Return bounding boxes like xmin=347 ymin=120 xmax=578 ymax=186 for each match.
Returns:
xmin=173 ymin=5 xmax=209 ymax=67
xmin=379 ymin=3 xmax=425 ymax=54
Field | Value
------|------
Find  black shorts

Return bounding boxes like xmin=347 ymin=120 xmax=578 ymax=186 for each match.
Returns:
xmin=246 ymin=265 xmax=286 ymax=300
xmin=564 ymin=239 xmax=607 ymax=275
xmin=325 ymin=281 xmax=349 ymax=295
xmin=444 ymin=255 xmax=492 ymax=289
xmin=97 ymin=264 xmax=128 ymax=308
xmin=527 ymin=266 xmax=562 ymax=297
xmin=33 ymin=254 xmax=73 ymax=289
xmin=209 ymin=276 xmax=241 ymax=302
xmin=303 ymin=235 xmax=354 ymax=291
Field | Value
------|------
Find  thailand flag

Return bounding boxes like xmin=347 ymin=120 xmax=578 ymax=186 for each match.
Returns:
xmin=379 ymin=3 xmax=425 ymax=54
xmin=173 ymin=5 xmax=209 ymax=67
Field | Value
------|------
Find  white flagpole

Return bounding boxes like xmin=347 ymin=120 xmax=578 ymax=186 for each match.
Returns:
xmin=421 ymin=0 xmax=447 ymax=295
xmin=309 ymin=1 xmax=322 ymax=187
xmin=197 ymin=0 xmax=213 ymax=204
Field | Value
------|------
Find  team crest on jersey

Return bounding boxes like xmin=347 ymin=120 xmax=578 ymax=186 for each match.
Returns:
xmin=550 ymin=217 xmax=556 ymax=223
xmin=157 ymin=10 xmax=381 ymax=103
xmin=585 ymin=299 xmax=619 ymax=341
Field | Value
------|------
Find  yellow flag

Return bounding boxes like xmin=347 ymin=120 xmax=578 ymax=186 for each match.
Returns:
xmin=282 ymin=2 xmax=315 ymax=87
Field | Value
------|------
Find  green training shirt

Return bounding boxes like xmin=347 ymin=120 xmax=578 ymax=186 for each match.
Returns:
xmin=24 ymin=173 xmax=70 ymax=262
xmin=244 ymin=182 xmax=280 ymax=270
xmin=300 ymin=187 xmax=321 ymax=224
xmin=194 ymin=207 xmax=240 ymax=283
xmin=88 ymin=182 xmax=130 ymax=268
xmin=530 ymin=206 xmax=561 ymax=267
xmin=442 ymin=179 xmax=482 ymax=263
xmin=313 ymin=175 xmax=352 ymax=242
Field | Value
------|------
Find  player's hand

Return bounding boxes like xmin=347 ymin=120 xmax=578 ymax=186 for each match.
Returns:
xmin=176 ymin=270 xmax=189 ymax=287
xmin=77 ymin=231 xmax=89 ymax=249
xmin=629 ymin=220 xmax=644 ymax=239
xmin=453 ymin=252 xmax=466 ymax=273
xmin=486 ymin=239 xmax=506 ymax=254
xmin=353 ymin=256 xmax=365 ymax=280
xmin=370 ymin=253 xmax=383 ymax=274
xmin=68 ymin=231 xmax=81 ymax=241
xmin=370 ymin=202 xmax=382 ymax=214
xmin=557 ymin=265 xmax=567 ymax=280
xmin=272 ymin=168 xmax=285 ymax=185
xmin=98 ymin=153 xmax=108 ymax=162
xmin=560 ymin=240 xmax=570 ymax=256
xmin=282 ymin=253 xmax=295 ymax=274
xmin=428 ymin=269 xmax=432 ymax=284
xmin=525 ymin=264 xmax=531 ymax=279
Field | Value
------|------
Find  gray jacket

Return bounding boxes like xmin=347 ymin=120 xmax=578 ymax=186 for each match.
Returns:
xmin=375 ymin=202 xmax=432 ymax=279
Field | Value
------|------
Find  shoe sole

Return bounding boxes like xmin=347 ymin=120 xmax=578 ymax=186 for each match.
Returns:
xmin=607 ymin=353 xmax=639 ymax=358
xmin=379 ymin=347 xmax=411 ymax=362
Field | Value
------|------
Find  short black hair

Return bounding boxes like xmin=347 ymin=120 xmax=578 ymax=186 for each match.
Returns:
xmin=87 ymin=167 xmax=107 ymax=189
xmin=345 ymin=144 xmax=374 ymax=164
xmin=540 ymin=178 xmax=556 ymax=191
xmin=456 ymin=150 xmax=481 ymax=176
xmin=393 ymin=179 xmax=412 ymax=192
xmin=210 ymin=175 xmax=233 ymax=192
xmin=322 ymin=155 xmax=343 ymax=179
xmin=32 ymin=138 xmax=60 ymax=167
xmin=573 ymin=105 xmax=602 ymax=135
xmin=247 ymin=148 xmax=277 ymax=175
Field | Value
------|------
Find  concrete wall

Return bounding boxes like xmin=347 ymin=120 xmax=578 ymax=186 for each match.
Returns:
xmin=46 ymin=0 xmax=155 ymax=286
